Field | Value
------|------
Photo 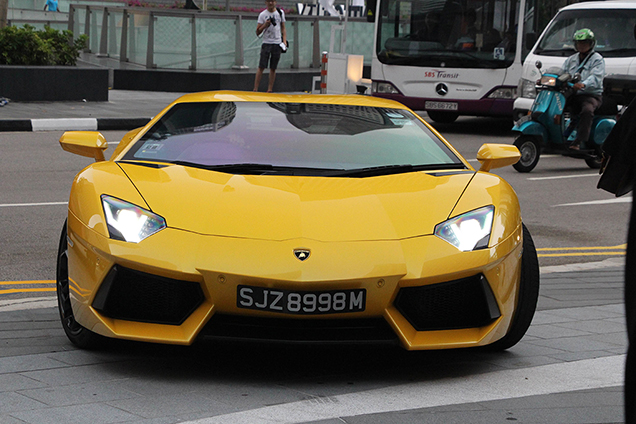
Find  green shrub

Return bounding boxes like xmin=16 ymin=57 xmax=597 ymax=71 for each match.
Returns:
xmin=0 ymin=25 xmax=88 ymax=66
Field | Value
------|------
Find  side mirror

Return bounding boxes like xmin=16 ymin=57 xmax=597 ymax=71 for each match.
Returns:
xmin=572 ymin=72 xmax=581 ymax=83
xmin=535 ymin=60 xmax=542 ymax=70
xmin=476 ymin=144 xmax=521 ymax=173
xmin=59 ymin=131 xmax=108 ymax=162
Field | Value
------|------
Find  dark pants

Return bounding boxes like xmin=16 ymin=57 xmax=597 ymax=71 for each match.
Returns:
xmin=258 ymin=43 xmax=282 ymax=70
xmin=627 ymin=199 xmax=636 ymax=423
xmin=568 ymin=94 xmax=602 ymax=145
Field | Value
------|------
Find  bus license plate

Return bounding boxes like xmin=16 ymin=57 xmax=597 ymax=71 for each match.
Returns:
xmin=237 ymin=285 xmax=366 ymax=315
xmin=425 ymin=101 xmax=458 ymax=111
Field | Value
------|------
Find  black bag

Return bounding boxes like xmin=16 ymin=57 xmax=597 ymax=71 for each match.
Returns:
xmin=597 ymin=155 xmax=635 ymax=197
xmin=597 ymin=96 xmax=636 ymax=197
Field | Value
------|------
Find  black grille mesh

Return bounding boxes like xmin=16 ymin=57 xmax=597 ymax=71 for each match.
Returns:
xmin=394 ymin=275 xmax=500 ymax=331
xmin=93 ymin=265 xmax=204 ymax=325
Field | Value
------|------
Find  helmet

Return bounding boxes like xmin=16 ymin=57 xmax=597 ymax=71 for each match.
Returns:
xmin=573 ymin=28 xmax=595 ymax=42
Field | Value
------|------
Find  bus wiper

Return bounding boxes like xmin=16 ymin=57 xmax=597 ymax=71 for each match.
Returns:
xmin=327 ymin=163 xmax=466 ymax=177
xmin=171 ymin=161 xmax=275 ymax=174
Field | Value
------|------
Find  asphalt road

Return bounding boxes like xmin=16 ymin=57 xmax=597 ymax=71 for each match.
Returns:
xmin=0 ymin=119 xmax=630 ymax=424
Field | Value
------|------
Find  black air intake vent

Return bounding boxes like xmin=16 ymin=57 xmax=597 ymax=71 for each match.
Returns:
xmin=93 ymin=265 xmax=204 ymax=325
xmin=394 ymin=274 xmax=500 ymax=331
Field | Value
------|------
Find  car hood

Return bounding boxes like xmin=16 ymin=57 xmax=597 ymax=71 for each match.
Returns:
xmin=120 ymin=163 xmax=475 ymax=242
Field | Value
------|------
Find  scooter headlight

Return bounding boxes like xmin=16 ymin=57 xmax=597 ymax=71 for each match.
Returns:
xmin=540 ymin=75 xmax=557 ymax=87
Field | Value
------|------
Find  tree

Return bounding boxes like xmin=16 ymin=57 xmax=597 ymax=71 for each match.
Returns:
xmin=0 ymin=0 xmax=8 ymax=30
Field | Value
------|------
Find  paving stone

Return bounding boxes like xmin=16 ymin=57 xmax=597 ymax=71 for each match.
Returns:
xmin=0 ymin=354 xmax=69 ymax=374
xmin=9 ymin=402 xmax=141 ymax=424
xmin=0 ymin=374 xmax=48 ymax=393
xmin=18 ymin=380 xmax=142 ymax=406
xmin=526 ymin=324 xmax=590 ymax=339
xmin=0 ymin=392 xmax=47 ymax=414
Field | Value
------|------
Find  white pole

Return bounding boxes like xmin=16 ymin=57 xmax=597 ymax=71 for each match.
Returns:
xmin=342 ymin=0 xmax=348 ymax=53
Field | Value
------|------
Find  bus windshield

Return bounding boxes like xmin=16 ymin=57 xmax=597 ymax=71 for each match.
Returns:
xmin=376 ymin=0 xmax=520 ymax=69
xmin=535 ymin=9 xmax=636 ymax=58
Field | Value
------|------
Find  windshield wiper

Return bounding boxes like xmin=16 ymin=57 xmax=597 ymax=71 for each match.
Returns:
xmin=171 ymin=161 xmax=275 ymax=174
xmin=327 ymin=163 xmax=466 ymax=178
xmin=533 ymin=48 xmax=573 ymax=56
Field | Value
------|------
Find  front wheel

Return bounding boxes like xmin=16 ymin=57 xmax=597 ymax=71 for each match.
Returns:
xmin=585 ymin=154 xmax=603 ymax=169
xmin=485 ymin=224 xmax=540 ymax=351
xmin=513 ymin=135 xmax=541 ymax=172
xmin=427 ymin=110 xmax=459 ymax=124
xmin=56 ymin=220 xmax=104 ymax=349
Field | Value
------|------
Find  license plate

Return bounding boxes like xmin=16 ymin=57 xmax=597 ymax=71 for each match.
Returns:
xmin=425 ymin=101 xmax=458 ymax=111
xmin=237 ymin=285 xmax=366 ymax=315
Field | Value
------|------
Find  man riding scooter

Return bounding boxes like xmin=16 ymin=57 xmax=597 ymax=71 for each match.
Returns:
xmin=562 ymin=28 xmax=606 ymax=151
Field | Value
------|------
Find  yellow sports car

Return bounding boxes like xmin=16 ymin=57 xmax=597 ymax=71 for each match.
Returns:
xmin=56 ymin=91 xmax=538 ymax=351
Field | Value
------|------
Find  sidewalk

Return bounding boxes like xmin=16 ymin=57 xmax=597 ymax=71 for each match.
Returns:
xmin=0 ymin=90 xmax=189 ymax=132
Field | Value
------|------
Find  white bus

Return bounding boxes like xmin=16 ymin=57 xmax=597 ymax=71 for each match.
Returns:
xmin=368 ymin=0 xmax=538 ymax=123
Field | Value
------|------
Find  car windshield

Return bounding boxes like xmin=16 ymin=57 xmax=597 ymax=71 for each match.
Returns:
xmin=535 ymin=9 xmax=636 ymax=57
xmin=121 ymin=102 xmax=465 ymax=176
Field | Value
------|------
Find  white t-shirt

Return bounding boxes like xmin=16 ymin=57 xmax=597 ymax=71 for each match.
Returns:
xmin=258 ymin=8 xmax=285 ymax=45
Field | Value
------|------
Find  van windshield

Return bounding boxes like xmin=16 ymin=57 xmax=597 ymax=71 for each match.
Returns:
xmin=535 ymin=9 xmax=636 ymax=58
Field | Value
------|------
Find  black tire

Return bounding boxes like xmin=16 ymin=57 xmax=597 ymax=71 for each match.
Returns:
xmin=56 ymin=220 xmax=104 ymax=349
xmin=513 ymin=135 xmax=541 ymax=173
xmin=427 ymin=110 xmax=459 ymax=123
xmin=585 ymin=154 xmax=603 ymax=169
xmin=485 ymin=224 xmax=540 ymax=351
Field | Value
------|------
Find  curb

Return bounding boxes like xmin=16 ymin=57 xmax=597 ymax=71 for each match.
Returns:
xmin=0 ymin=117 xmax=151 ymax=132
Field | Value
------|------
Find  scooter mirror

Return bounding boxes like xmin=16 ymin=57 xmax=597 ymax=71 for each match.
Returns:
xmin=535 ymin=60 xmax=542 ymax=70
xmin=573 ymin=73 xmax=581 ymax=83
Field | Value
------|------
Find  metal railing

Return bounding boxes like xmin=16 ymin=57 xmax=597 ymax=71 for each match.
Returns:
xmin=67 ymin=5 xmax=373 ymax=71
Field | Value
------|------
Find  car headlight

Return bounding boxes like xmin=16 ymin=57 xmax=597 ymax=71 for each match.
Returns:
xmin=520 ymin=78 xmax=537 ymax=99
xmin=101 ymin=195 xmax=166 ymax=243
xmin=435 ymin=206 xmax=494 ymax=251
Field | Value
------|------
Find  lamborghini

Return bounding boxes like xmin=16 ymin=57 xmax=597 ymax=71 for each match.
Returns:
xmin=56 ymin=91 xmax=538 ymax=351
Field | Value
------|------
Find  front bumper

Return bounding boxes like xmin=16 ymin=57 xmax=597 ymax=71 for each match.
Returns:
xmin=66 ymin=212 xmax=523 ymax=350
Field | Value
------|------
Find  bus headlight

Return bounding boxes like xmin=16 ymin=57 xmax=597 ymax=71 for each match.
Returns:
xmin=487 ymin=87 xmax=516 ymax=99
xmin=372 ymin=81 xmax=401 ymax=94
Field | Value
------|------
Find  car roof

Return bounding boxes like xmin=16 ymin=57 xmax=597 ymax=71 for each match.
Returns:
xmin=560 ymin=1 xmax=636 ymax=11
xmin=171 ymin=91 xmax=410 ymax=109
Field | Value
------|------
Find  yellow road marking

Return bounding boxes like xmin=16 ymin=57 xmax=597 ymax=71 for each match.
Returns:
xmin=0 ymin=288 xmax=56 ymax=295
xmin=0 ymin=280 xmax=56 ymax=285
xmin=539 ymin=252 xmax=626 ymax=258
xmin=537 ymin=244 xmax=626 ymax=258
xmin=537 ymin=244 xmax=627 ymax=251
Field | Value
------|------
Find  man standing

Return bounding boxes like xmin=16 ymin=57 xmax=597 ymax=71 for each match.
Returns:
xmin=561 ymin=28 xmax=605 ymax=150
xmin=253 ymin=0 xmax=287 ymax=93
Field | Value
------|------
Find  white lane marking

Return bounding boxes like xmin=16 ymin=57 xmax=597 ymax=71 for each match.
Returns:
xmin=528 ymin=173 xmax=599 ymax=181
xmin=31 ymin=118 xmax=97 ymax=132
xmin=0 ymin=297 xmax=57 ymax=311
xmin=183 ymin=355 xmax=625 ymax=424
xmin=0 ymin=202 xmax=67 ymax=208
xmin=554 ymin=197 xmax=632 ymax=207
